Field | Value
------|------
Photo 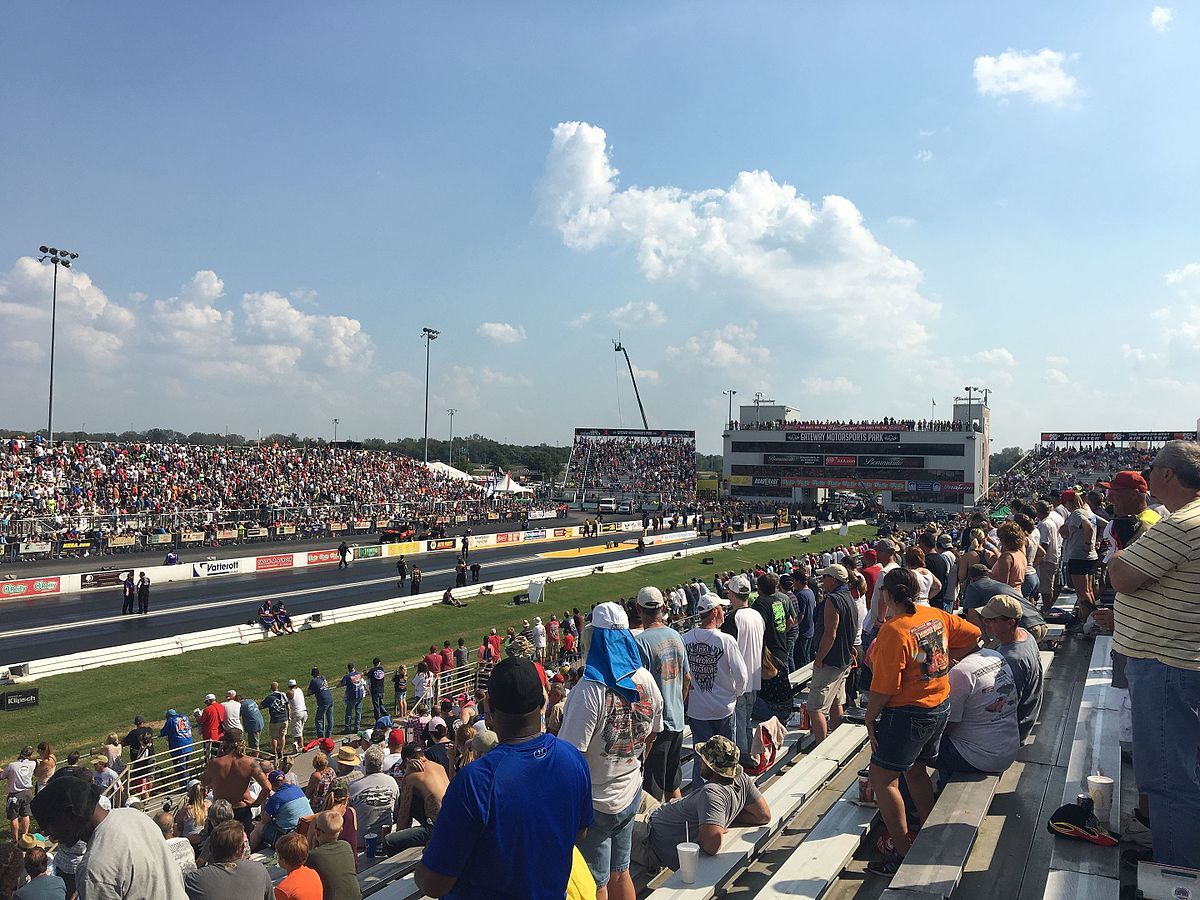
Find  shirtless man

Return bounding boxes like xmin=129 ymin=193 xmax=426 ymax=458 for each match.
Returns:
xmin=382 ymin=745 xmax=449 ymax=854
xmin=201 ymin=735 xmax=271 ymax=833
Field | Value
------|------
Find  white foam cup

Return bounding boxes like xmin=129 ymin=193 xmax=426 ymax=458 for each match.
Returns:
xmin=677 ymin=842 xmax=700 ymax=884
xmin=1087 ymin=774 xmax=1114 ymax=818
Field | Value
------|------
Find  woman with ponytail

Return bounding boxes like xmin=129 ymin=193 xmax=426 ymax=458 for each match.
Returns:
xmin=862 ymin=568 xmax=982 ymax=878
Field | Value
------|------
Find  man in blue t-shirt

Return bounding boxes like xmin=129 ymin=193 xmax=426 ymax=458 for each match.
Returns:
xmin=308 ymin=666 xmax=335 ymax=739
xmin=159 ymin=709 xmax=193 ymax=788
xmin=416 ymin=657 xmax=593 ymax=899
xmin=253 ymin=770 xmax=313 ymax=850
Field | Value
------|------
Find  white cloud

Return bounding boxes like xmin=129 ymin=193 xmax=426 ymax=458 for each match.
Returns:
xmin=609 ymin=299 xmax=666 ymax=329
xmin=540 ymin=122 xmax=939 ymax=353
xmin=1150 ymin=6 xmax=1174 ymax=31
xmin=631 ymin=365 xmax=660 ymax=384
xmin=918 ymin=129 xmax=937 ymax=138
xmin=479 ymin=367 xmax=532 ymax=387
xmin=1121 ymin=344 xmax=1163 ymax=364
xmin=667 ymin=321 xmax=769 ymax=370
xmin=800 ymin=376 xmax=860 ymax=396
xmin=915 ymin=149 xmax=933 ymax=163
xmin=1046 ymin=355 xmax=1069 ymax=366
xmin=568 ymin=312 xmax=593 ymax=328
xmin=1166 ymin=263 xmax=1200 ymax=290
xmin=475 ymin=321 xmax=527 ymax=344
xmin=1043 ymin=368 xmax=1071 ymax=385
xmin=973 ymin=347 xmax=1016 ymax=367
xmin=887 ymin=216 xmax=917 ymax=228
xmin=973 ymin=49 xmax=1080 ymax=106
xmin=241 ymin=291 xmax=372 ymax=370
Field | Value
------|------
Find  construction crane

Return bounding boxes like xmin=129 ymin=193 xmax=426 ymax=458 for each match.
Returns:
xmin=613 ymin=339 xmax=650 ymax=430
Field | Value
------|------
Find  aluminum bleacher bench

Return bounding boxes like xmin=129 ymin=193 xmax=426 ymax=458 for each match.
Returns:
xmin=878 ymin=771 xmax=1001 ymax=900
xmin=1044 ymin=636 xmax=1121 ymax=899
xmin=646 ymin=724 xmax=868 ymax=900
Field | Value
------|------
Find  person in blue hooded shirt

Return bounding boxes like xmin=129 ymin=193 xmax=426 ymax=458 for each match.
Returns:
xmin=160 ymin=709 xmax=193 ymax=787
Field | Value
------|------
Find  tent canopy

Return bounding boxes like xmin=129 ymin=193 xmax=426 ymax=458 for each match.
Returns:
xmin=487 ymin=471 xmax=532 ymax=495
xmin=425 ymin=461 xmax=473 ymax=482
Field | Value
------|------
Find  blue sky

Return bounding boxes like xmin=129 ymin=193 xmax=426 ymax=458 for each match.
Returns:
xmin=2 ymin=2 xmax=1197 ymax=454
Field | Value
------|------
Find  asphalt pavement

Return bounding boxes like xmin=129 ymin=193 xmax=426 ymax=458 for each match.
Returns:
xmin=0 ymin=525 xmax=762 ymax=666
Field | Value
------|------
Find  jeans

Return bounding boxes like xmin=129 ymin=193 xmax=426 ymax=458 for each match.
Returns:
xmin=785 ymin=633 xmax=798 ymax=674
xmin=734 ymin=691 xmax=757 ymax=757
xmin=871 ymin=701 xmax=951 ymax=773
xmin=1021 ymin=571 xmax=1040 ymax=601
xmin=384 ymin=824 xmax=433 ymax=854
xmin=344 ymin=697 xmax=362 ymax=732
xmin=794 ymin=635 xmax=814 ymax=668
xmin=1125 ymin=656 xmax=1200 ymax=868
xmin=578 ymin=791 xmax=641 ymax=888
xmin=371 ymin=691 xmax=388 ymax=721
xmin=315 ymin=703 xmax=333 ymax=739
xmin=687 ymin=715 xmax=734 ymax=786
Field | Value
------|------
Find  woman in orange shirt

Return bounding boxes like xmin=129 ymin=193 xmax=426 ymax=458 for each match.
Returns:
xmin=864 ymin=568 xmax=982 ymax=878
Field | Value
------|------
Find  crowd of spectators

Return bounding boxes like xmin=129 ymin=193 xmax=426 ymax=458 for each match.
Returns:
xmin=985 ymin=443 xmax=1160 ymax=509
xmin=1 ymin=437 xmax=543 ymax=540
xmin=730 ymin=417 xmax=976 ymax=432
xmin=564 ymin=434 xmax=696 ymax=504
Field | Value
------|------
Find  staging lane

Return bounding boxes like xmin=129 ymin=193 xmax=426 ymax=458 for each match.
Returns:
xmin=0 ymin=528 xmax=759 ymax=665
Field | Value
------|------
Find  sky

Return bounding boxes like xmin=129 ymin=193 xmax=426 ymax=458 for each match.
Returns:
xmin=2 ymin=2 xmax=1198 ymax=455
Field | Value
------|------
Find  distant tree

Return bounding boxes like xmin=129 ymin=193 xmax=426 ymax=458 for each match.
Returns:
xmin=989 ymin=446 xmax=1024 ymax=474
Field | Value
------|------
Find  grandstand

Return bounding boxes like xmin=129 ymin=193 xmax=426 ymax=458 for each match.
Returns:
xmin=559 ymin=427 xmax=697 ymax=507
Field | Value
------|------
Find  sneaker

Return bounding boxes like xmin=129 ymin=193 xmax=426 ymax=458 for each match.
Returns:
xmin=866 ymin=852 xmax=905 ymax=877
xmin=1120 ymin=812 xmax=1153 ymax=849
xmin=1121 ymin=847 xmax=1153 ymax=870
xmin=875 ymin=829 xmax=919 ymax=855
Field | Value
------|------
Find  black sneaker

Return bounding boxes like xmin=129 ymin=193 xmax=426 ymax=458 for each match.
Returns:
xmin=866 ymin=852 xmax=905 ymax=877
xmin=1121 ymin=847 xmax=1153 ymax=870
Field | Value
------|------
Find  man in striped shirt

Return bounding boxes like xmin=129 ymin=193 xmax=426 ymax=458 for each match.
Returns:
xmin=1107 ymin=440 xmax=1200 ymax=869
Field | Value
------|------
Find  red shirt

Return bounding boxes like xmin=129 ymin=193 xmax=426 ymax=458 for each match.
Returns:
xmin=199 ymin=702 xmax=227 ymax=741
xmin=424 ymin=652 xmax=443 ymax=674
xmin=860 ymin=564 xmax=883 ymax=610
xmin=487 ymin=634 xmax=502 ymax=658
xmin=441 ymin=648 xmax=455 ymax=670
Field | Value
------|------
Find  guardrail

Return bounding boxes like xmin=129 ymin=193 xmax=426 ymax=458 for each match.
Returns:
xmin=10 ymin=521 xmax=866 ymax=681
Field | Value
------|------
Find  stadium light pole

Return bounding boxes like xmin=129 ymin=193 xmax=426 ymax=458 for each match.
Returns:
xmin=422 ymin=327 xmax=440 ymax=463
xmin=332 ymin=418 xmax=339 ymax=444
xmin=447 ymin=408 xmax=456 ymax=467
xmin=723 ymin=389 xmax=737 ymax=428
xmin=36 ymin=246 xmax=79 ymax=446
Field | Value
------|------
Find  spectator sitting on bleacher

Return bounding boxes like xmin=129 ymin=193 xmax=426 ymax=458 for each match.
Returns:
xmin=961 ymin=565 xmax=1047 ymax=642
xmin=185 ymin=819 xmax=274 ymax=898
xmin=249 ymin=769 xmax=313 ymax=852
xmin=864 ymin=568 xmax=982 ymax=878
xmin=273 ymin=832 xmax=324 ymax=900
xmin=306 ymin=810 xmax=362 ymax=900
xmin=934 ymin=644 xmax=1021 ymax=780
xmin=978 ymin=595 xmax=1044 ymax=743
xmin=348 ymin=746 xmax=398 ymax=851
xmin=635 ymin=735 xmax=771 ymax=873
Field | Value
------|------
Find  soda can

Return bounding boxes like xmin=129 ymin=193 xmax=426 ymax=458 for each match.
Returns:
xmin=1076 ymin=793 xmax=1093 ymax=816
xmin=799 ymin=702 xmax=810 ymax=731
xmin=858 ymin=776 xmax=875 ymax=806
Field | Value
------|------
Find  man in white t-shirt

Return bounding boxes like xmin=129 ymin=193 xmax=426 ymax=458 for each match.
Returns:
xmin=221 ymin=690 xmax=243 ymax=734
xmin=935 ymin=648 xmax=1020 ymax=778
xmin=559 ymin=602 xmax=663 ymax=900
xmin=720 ymin=574 xmax=764 ymax=758
xmin=682 ymin=594 xmax=748 ymax=785
xmin=1035 ymin=500 xmax=1063 ymax=611
xmin=863 ymin=540 xmax=901 ymax=637
xmin=3 ymin=746 xmax=37 ymax=843
xmin=286 ymin=679 xmax=308 ymax=753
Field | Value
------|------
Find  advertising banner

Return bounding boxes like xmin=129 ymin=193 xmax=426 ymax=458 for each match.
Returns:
xmin=824 ymin=455 xmax=857 ymax=467
xmin=763 ymin=453 xmax=823 ymax=466
xmin=353 ymin=545 xmax=382 ymax=560
xmin=192 ymin=560 xmax=240 ymax=578
xmin=354 ymin=519 xmax=372 ymax=530
xmin=426 ymin=538 xmax=458 ymax=552
xmin=600 ymin=522 xmax=622 ymax=534
xmin=307 ymin=549 xmax=341 ymax=566
xmin=553 ymin=527 xmax=571 ymax=538
xmin=575 ymin=427 xmax=695 ymax=438
xmin=245 ymin=527 xmax=268 ymax=539
xmin=18 ymin=542 xmax=52 ymax=555
xmin=1 ymin=689 xmax=39 ymax=712
xmin=1041 ymin=431 xmax=1194 ymax=442
xmin=277 ymin=525 xmax=297 ymax=536
xmin=785 ymin=431 xmax=901 ymax=443
xmin=180 ymin=532 xmax=206 ymax=544
xmin=329 ymin=522 xmax=347 ymax=533
xmin=528 ymin=509 xmax=558 ymax=521
xmin=59 ymin=540 xmax=93 ymax=551
xmin=788 ymin=423 xmax=907 ymax=432
xmin=858 ymin=455 xmax=926 ymax=469
xmin=107 ymin=535 xmax=137 ymax=549
xmin=905 ymin=481 xmax=942 ymax=493
xmin=80 ymin=569 xmax=132 ymax=590
xmin=522 ymin=529 xmax=547 ymax=541
xmin=495 ymin=532 xmax=519 ymax=544
xmin=215 ymin=529 xmax=238 ymax=541
xmin=1 ymin=577 xmax=61 ymax=598
xmin=752 ymin=475 xmax=781 ymax=487
xmin=255 ymin=554 xmax=294 ymax=571
xmin=775 ymin=476 xmax=906 ymax=491
xmin=147 ymin=534 xmax=174 ymax=546
xmin=383 ymin=541 xmax=420 ymax=558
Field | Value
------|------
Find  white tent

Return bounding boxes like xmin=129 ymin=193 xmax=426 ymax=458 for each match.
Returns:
xmin=487 ymin=471 xmax=533 ymax=495
xmin=424 ymin=461 xmax=473 ymax=482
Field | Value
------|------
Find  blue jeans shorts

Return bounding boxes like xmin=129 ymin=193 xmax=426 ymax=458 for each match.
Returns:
xmin=871 ymin=701 xmax=950 ymax=773
xmin=578 ymin=791 xmax=641 ymax=887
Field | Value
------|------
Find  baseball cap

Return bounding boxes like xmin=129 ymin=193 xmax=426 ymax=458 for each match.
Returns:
xmin=968 ymin=563 xmax=991 ymax=580
xmin=317 ymin=737 xmax=335 ymax=753
xmin=472 ymin=729 xmax=499 ymax=756
xmin=936 ymin=533 xmax=954 ymax=549
xmin=636 ymin=586 xmax=665 ymax=608
xmin=726 ymin=574 xmax=752 ymax=595
xmin=204 ymin=693 xmax=216 ymax=702
xmin=1109 ymin=471 xmax=1148 ymax=492
xmin=779 ymin=574 xmax=795 ymax=589
xmin=1060 ymin=489 xmax=1077 ymax=504
xmin=487 ymin=656 xmax=545 ymax=716
xmin=696 ymin=594 xmax=726 ymax=615
xmin=286 ymin=679 xmax=297 ymax=688
xmin=388 ymin=728 xmax=405 ymax=750
xmin=225 ymin=690 xmax=236 ymax=699
xmin=428 ymin=716 xmax=447 ymax=733
xmin=31 ymin=778 xmax=99 ymax=836
xmin=591 ymin=601 xmax=629 ymax=630
xmin=268 ymin=770 xmax=286 ymax=784
xmin=873 ymin=539 xmax=897 ymax=554
xmin=979 ymin=595 xmax=1024 ymax=620
xmin=133 ymin=715 xmax=144 ymax=725
xmin=820 ymin=564 xmax=849 ymax=583
xmin=862 ymin=549 xmax=878 ymax=564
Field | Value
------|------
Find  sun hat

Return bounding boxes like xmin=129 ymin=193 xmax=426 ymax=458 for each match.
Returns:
xmin=696 ymin=735 xmax=742 ymax=779
xmin=335 ymin=746 xmax=360 ymax=767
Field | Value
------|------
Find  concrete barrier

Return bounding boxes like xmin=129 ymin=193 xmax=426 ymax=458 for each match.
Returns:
xmin=11 ymin=521 xmax=866 ymax=680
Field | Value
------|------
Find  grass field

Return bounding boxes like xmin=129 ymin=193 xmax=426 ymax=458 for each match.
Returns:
xmin=0 ymin=526 xmax=874 ymax=764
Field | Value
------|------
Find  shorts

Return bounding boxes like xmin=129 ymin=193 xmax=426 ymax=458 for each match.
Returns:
xmin=6 ymin=789 xmax=31 ymax=819
xmin=1067 ymin=559 xmax=1098 ymax=577
xmin=1036 ymin=560 xmax=1058 ymax=592
xmin=643 ymin=730 xmax=683 ymax=799
xmin=870 ymin=701 xmax=950 ymax=773
xmin=578 ymin=791 xmax=640 ymax=887
xmin=270 ymin=721 xmax=287 ymax=744
xmin=808 ymin=663 xmax=851 ymax=715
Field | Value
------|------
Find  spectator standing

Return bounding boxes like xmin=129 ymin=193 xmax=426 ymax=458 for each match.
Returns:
xmin=1035 ymin=500 xmax=1063 ymax=611
xmin=202 ymin=736 xmax=271 ymax=834
xmin=440 ymin=642 xmax=455 ymax=672
xmin=31 ymin=777 xmax=188 ymax=899
xmin=137 ymin=572 xmax=151 ymax=615
xmin=863 ymin=568 xmax=981 ymax=877
xmin=3 ymin=746 xmax=36 ymax=843
xmin=367 ymin=658 xmax=388 ymax=721
xmin=305 ymin=811 xmax=362 ymax=900
xmin=262 ymin=682 xmax=290 ymax=759
xmin=634 ymin=587 xmax=691 ymax=801
xmin=720 ymin=575 xmax=764 ymax=757
xmin=415 ymin=656 xmax=593 ymax=900
xmin=240 ymin=694 xmax=265 ymax=754
xmin=340 ymin=664 xmax=366 ymax=734
xmin=285 ymin=681 xmax=308 ymax=753
xmin=1107 ymin=440 xmax=1200 ymax=869
xmin=780 ymin=574 xmax=801 ymax=672
xmin=1059 ymin=489 xmax=1099 ymax=621
xmin=753 ymin=572 xmax=796 ymax=719
xmin=198 ymin=694 xmax=227 ymax=743
xmin=559 ymin=602 xmax=663 ymax=900
xmin=454 ymin=639 xmax=469 ymax=669
xmin=681 ymin=594 xmax=747 ymax=785
xmin=978 ymin=596 xmax=1044 ymax=742
xmin=221 ymin=692 xmax=244 ymax=736
xmin=307 ymin=668 xmax=334 ymax=740
xmin=793 ymin=570 xmax=817 ymax=667
xmin=161 ymin=709 xmax=195 ymax=788
xmin=809 ymin=565 xmax=858 ymax=746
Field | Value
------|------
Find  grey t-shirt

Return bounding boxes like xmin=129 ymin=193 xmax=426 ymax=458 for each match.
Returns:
xmin=635 ymin=625 xmax=691 ymax=732
xmin=183 ymin=859 xmax=272 ymax=900
xmin=648 ymin=772 xmax=763 ymax=870
xmin=999 ymin=633 xmax=1044 ymax=741
xmin=78 ymin=808 xmax=188 ymax=900
xmin=1064 ymin=509 xmax=1098 ymax=560
xmin=347 ymin=771 xmax=400 ymax=840
xmin=945 ymin=650 xmax=1021 ymax=774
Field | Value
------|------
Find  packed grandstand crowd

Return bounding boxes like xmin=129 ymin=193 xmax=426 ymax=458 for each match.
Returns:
xmin=985 ymin=444 xmax=1159 ymax=508
xmin=729 ymin=417 xmax=977 ymax=432
xmin=0 ymin=438 xmax=548 ymax=540
xmin=563 ymin=434 xmax=697 ymax=504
